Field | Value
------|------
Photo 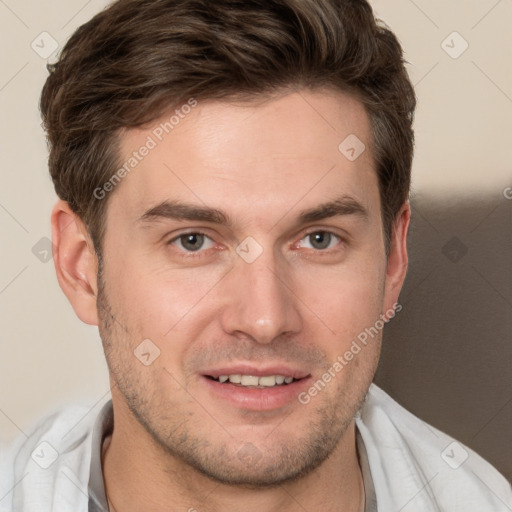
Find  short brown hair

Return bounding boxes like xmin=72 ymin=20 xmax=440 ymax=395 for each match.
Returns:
xmin=41 ymin=0 xmax=415 ymax=253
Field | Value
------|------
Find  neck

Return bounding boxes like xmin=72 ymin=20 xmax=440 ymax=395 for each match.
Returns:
xmin=102 ymin=401 xmax=364 ymax=512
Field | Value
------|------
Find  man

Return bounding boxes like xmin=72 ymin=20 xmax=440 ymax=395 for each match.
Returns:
xmin=2 ymin=0 xmax=511 ymax=511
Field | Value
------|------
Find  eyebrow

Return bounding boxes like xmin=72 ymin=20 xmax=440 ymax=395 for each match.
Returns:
xmin=297 ymin=196 xmax=368 ymax=224
xmin=138 ymin=201 xmax=229 ymax=225
xmin=137 ymin=196 xmax=368 ymax=227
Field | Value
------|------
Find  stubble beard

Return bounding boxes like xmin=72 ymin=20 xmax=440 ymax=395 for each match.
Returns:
xmin=96 ymin=271 xmax=376 ymax=488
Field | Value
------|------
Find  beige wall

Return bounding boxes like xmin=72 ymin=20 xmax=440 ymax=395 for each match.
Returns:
xmin=1 ymin=0 xmax=511 ymax=477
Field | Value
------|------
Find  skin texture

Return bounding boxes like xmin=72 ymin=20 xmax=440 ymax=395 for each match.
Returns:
xmin=52 ymin=88 xmax=410 ymax=512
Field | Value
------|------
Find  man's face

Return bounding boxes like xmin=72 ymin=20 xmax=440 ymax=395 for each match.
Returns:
xmin=97 ymin=89 xmax=401 ymax=486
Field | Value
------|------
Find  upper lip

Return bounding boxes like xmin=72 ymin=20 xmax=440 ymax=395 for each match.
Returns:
xmin=201 ymin=364 xmax=310 ymax=380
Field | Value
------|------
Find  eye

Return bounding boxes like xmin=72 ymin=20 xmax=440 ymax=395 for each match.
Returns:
xmin=169 ymin=232 xmax=215 ymax=252
xmin=298 ymin=231 xmax=341 ymax=250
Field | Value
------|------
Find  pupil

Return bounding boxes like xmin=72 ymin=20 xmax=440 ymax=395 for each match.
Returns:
xmin=310 ymin=232 xmax=331 ymax=250
xmin=182 ymin=233 xmax=204 ymax=251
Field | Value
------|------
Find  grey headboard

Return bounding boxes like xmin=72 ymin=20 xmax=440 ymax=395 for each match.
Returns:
xmin=374 ymin=192 xmax=512 ymax=482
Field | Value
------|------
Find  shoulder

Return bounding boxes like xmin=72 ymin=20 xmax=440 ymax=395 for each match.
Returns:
xmin=1 ymin=403 xmax=103 ymax=512
xmin=357 ymin=384 xmax=512 ymax=511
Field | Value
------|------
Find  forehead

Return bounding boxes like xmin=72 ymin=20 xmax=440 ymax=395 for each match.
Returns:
xmin=111 ymin=89 xmax=378 ymax=225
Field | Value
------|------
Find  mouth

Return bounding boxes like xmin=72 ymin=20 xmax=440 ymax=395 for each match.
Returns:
xmin=205 ymin=374 xmax=301 ymax=388
xmin=199 ymin=365 xmax=311 ymax=411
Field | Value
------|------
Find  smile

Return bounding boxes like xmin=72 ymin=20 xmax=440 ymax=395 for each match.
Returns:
xmin=207 ymin=374 xmax=299 ymax=388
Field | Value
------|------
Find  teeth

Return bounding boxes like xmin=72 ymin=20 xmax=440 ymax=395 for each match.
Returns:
xmin=216 ymin=374 xmax=296 ymax=387
xmin=258 ymin=375 xmax=277 ymax=386
xmin=241 ymin=375 xmax=259 ymax=386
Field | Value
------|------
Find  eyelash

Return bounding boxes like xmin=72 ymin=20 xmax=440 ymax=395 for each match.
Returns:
xmin=167 ymin=229 xmax=345 ymax=256
xmin=167 ymin=232 xmax=217 ymax=257
xmin=297 ymin=230 xmax=343 ymax=251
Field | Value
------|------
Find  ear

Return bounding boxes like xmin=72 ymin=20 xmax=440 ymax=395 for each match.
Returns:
xmin=382 ymin=202 xmax=410 ymax=314
xmin=51 ymin=200 xmax=99 ymax=325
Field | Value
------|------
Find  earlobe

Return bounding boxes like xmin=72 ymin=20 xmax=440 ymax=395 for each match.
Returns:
xmin=383 ymin=202 xmax=411 ymax=312
xmin=51 ymin=200 xmax=99 ymax=326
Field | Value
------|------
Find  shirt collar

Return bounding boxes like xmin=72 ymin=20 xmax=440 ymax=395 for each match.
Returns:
xmin=88 ymin=400 xmax=113 ymax=512
xmin=356 ymin=424 xmax=378 ymax=512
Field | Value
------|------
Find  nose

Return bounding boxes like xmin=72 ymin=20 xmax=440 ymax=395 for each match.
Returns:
xmin=219 ymin=249 xmax=303 ymax=344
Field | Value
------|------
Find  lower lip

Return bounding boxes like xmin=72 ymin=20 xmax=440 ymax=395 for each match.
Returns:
xmin=201 ymin=376 xmax=311 ymax=411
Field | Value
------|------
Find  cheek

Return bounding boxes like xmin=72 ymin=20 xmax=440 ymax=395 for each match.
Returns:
xmin=105 ymin=255 xmax=228 ymax=340
xmin=295 ymin=257 xmax=386 ymax=339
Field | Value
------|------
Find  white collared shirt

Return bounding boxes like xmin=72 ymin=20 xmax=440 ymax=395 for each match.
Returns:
xmin=1 ymin=384 xmax=510 ymax=511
